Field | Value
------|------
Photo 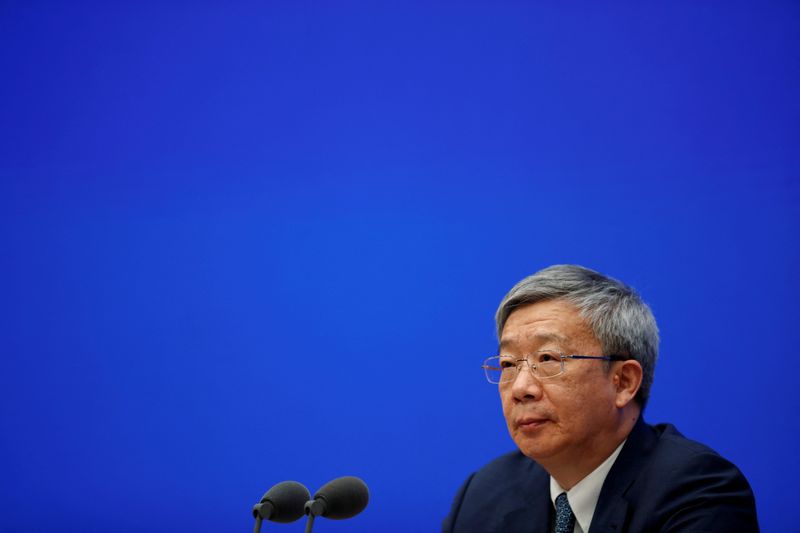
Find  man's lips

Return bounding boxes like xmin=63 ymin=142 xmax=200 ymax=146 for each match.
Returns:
xmin=515 ymin=416 xmax=550 ymax=427
xmin=515 ymin=416 xmax=550 ymax=430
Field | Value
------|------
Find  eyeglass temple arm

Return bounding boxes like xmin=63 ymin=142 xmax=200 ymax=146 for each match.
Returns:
xmin=565 ymin=355 xmax=628 ymax=361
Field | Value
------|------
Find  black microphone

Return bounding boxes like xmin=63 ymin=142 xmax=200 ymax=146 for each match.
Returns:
xmin=303 ymin=476 xmax=369 ymax=532
xmin=252 ymin=480 xmax=310 ymax=532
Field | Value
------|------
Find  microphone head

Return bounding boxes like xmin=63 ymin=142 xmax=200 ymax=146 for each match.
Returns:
xmin=313 ymin=476 xmax=369 ymax=520
xmin=254 ymin=480 xmax=310 ymax=523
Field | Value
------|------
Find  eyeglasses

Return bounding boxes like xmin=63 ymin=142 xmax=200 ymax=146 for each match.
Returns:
xmin=482 ymin=352 xmax=628 ymax=384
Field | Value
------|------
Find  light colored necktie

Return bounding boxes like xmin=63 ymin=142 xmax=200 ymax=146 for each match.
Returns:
xmin=555 ymin=492 xmax=575 ymax=533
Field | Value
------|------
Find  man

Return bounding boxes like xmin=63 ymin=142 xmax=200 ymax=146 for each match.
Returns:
xmin=443 ymin=265 xmax=758 ymax=532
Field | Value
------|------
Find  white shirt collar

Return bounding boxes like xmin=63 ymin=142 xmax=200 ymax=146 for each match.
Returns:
xmin=549 ymin=440 xmax=626 ymax=533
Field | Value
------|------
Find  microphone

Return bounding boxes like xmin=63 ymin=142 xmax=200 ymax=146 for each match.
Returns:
xmin=303 ymin=476 xmax=369 ymax=532
xmin=252 ymin=480 xmax=310 ymax=532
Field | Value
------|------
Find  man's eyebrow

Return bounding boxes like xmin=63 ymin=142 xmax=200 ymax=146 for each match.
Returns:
xmin=498 ymin=332 xmax=567 ymax=351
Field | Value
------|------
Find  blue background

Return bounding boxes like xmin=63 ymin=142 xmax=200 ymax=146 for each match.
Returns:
xmin=1 ymin=2 xmax=798 ymax=531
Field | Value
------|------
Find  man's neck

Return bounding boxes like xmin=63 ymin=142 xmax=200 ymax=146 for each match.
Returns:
xmin=546 ymin=409 xmax=640 ymax=490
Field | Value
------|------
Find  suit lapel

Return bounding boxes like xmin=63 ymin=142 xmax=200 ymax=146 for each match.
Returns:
xmin=589 ymin=417 xmax=657 ymax=532
xmin=587 ymin=495 xmax=629 ymax=533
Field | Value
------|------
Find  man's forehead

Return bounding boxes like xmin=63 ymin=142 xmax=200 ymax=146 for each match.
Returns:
xmin=499 ymin=300 xmax=594 ymax=348
xmin=499 ymin=331 xmax=568 ymax=350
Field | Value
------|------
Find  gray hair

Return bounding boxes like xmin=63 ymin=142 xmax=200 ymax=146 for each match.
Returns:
xmin=495 ymin=265 xmax=659 ymax=408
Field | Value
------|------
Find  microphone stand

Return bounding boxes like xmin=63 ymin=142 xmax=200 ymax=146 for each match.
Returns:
xmin=303 ymin=499 xmax=325 ymax=533
xmin=303 ymin=514 xmax=316 ymax=533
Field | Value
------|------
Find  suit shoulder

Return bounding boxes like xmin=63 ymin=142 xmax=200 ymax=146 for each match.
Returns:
xmin=623 ymin=422 xmax=759 ymax=531
xmin=650 ymin=423 xmax=746 ymax=472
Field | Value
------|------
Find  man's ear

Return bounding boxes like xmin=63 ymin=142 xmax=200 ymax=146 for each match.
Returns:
xmin=613 ymin=360 xmax=643 ymax=408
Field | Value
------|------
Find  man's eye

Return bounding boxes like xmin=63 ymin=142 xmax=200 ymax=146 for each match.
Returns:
xmin=499 ymin=359 xmax=515 ymax=369
xmin=538 ymin=352 xmax=558 ymax=362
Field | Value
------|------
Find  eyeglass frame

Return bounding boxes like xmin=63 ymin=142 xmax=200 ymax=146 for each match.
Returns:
xmin=482 ymin=353 xmax=629 ymax=384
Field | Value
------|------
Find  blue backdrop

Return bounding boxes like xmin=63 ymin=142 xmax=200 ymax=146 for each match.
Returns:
xmin=1 ymin=2 xmax=798 ymax=531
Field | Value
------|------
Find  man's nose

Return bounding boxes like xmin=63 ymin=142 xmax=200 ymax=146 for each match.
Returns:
xmin=510 ymin=362 xmax=543 ymax=400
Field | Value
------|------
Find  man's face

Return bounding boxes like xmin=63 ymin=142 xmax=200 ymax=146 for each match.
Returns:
xmin=499 ymin=299 xmax=620 ymax=466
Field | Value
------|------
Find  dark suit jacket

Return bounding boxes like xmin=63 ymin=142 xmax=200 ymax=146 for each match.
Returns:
xmin=443 ymin=417 xmax=758 ymax=532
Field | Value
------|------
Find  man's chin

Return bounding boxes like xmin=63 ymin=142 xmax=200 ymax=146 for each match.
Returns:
xmin=512 ymin=432 xmax=559 ymax=462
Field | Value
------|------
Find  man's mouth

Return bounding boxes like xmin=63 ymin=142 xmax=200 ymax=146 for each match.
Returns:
xmin=516 ymin=416 xmax=549 ymax=431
